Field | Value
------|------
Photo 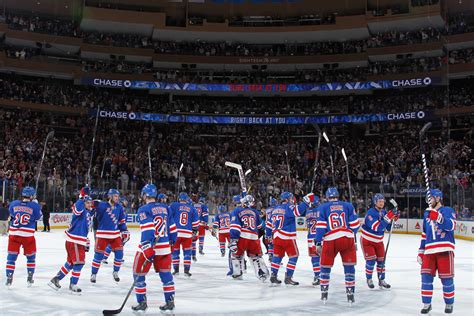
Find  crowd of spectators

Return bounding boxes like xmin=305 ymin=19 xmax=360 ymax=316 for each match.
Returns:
xmin=5 ymin=13 xmax=79 ymax=37
xmin=448 ymin=48 xmax=474 ymax=65
xmin=81 ymin=60 xmax=153 ymax=74
xmin=0 ymin=75 xmax=473 ymax=115
xmin=0 ymin=108 xmax=471 ymax=219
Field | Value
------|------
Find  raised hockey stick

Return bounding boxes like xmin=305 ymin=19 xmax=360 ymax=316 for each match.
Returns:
xmin=383 ymin=198 xmax=398 ymax=264
xmin=341 ymin=148 xmax=352 ymax=204
xmin=323 ymin=132 xmax=336 ymax=186
xmin=147 ymin=138 xmax=155 ymax=184
xmin=102 ymin=223 xmax=167 ymax=315
xmin=225 ymin=161 xmax=247 ymax=193
xmin=284 ymin=151 xmax=292 ymax=191
xmin=419 ymin=122 xmax=436 ymax=239
xmin=175 ymin=163 xmax=184 ymax=199
xmin=87 ymin=106 xmax=101 ymax=186
xmin=310 ymin=124 xmax=322 ymax=193
xmin=35 ymin=131 xmax=54 ymax=192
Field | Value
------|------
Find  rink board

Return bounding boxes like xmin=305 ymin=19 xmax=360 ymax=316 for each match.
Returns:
xmin=37 ymin=214 xmax=474 ymax=241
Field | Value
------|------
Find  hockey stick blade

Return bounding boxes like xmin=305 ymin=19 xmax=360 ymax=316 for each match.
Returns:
xmin=225 ymin=161 xmax=243 ymax=170
xmin=419 ymin=122 xmax=432 ymax=140
xmin=389 ymin=198 xmax=398 ymax=208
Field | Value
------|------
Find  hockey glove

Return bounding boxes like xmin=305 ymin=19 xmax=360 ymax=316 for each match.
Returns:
xmin=229 ymin=239 xmax=239 ymax=253
xmin=85 ymin=238 xmax=90 ymax=252
xmin=121 ymin=230 xmax=131 ymax=244
xmin=428 ymin=210 xmax=443 ymax=223
xmin=192 ymin=228 xmax=199 ymax=239
xmin=417 ymin=251 xmax=424 ymax=265
xmin=303 ymin=193 xmax=315 ymax=206
xmin=141 ymin=243 xmax=155 ymax=262
xmin=211 ymin=229 xmax=217 ymax=238
xmin=315 ymin=241 xmax=322 ymax=256
xmin=383 ymin=210 xmax=396 ymax=223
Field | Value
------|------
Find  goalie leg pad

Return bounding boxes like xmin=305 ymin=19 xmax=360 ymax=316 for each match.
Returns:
xmin=251 ymin=256 xmax=269 ymax=280
xmin=231 ymin=255 xmax=243 ymax=278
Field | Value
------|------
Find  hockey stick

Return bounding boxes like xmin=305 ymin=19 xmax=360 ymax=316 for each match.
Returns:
xmin=175 ymin=163 xmax=184 ymax=199
xmin=147 ymin=138 xmax=155 ymax=184
xmin=341 ymin=148 xmax=352 ymax=204
xmin=419 ymin=122 xmax=436 ymax=239
xmin=310 ymin=124 xmax=322 ymax=193
xmin=35 ymin=131 xmax=54 ymax=192
xmin=102 ymin=223 xmax=167 ymax=315
xmin=225 ymin=161 xmax=247 ymax=193
xmin=383 ymin=198 xmax=398 ymax=264
xmin=284 ymin=151 xmax=292 ymax=192
xmin=87 ymin=106 xmax=101 ymax=187
xmin=322 ymin=132 xmax=336 ymax=186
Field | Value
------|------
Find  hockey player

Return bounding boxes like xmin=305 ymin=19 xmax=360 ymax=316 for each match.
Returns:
xmin=5 ymin=187 xmax=42 ymax=287
xmin=192 ymin=196 xmax=209 ymax=258
xmin=229 ymin=195 xmax=269 ymax=281
xmin=306 ymin=195 xmax=321 ymax=286
xmin=360 ymin=193 xmax=399 ymax=289
xmin=264 ymin=197 xmax=277 ymax=262
xmin=418 ymin=189 xmax=456 ymax=314
xmin=131 ymin=184 xmax=178 ymax=313
xmin=170 ymin=192 xmax=199 ymax=277
xmin=269 ymin=191 xmax=314 ymax=286
xmin=102 ymin=197 xmax=129 ymax=264
xmin=315 ymin=187 xmax=360 ymax=304
xmin=212 ymin=205 xmax=231 ymax=256
xmin=49 ymin=192 xmax=93 ymax=293
xmin=90 ymin=189 xmax=130 ymax=283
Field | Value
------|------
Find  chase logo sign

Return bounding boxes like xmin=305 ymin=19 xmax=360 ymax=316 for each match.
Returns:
xmin=392 ymin=77 xmax=432 ymax=87
xmin=93 ymin=79 xmax=132 ymax=88
xmin=99 ymin=111 xmax=138 ymax=120
xmin=388 ymin=111 xmax=426 ymax=121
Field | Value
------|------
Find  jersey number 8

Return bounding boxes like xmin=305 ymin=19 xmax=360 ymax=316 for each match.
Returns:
xmin=180 ymin=212 xmax=189 ymax=226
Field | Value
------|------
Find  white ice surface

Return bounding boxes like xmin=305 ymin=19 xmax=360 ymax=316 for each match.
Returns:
xmin=0 ymin=230 xmax=473 ymax=315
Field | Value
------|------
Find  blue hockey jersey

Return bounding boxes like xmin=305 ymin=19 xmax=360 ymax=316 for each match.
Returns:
xmin=271 ymin=202 xmax=309 ymax=240
xmin=306 ymin=207 xmax=320 ymax=242
xmin=360 ymin=207 xmax=392 ymax=243
xmin=137 ymin=201 xmax=177 ymax=255
xmin=8 ymin=200 xmax=42 ymax=237
xmin=169 ymin=201 xmax=199 ymax=238
xmin=230 ymin=206 xmax=262 ymax=240
xmin=315 ymin=200 xmax=360 ymax=242
xmin=194 ymin=202 xmax=209 ymax=227
xmin=94 ymin=201 xmax=127 ymax=239
xmin=213 ymin=212 xmax=231 ymax=234
xmin=65 ymin=199 xmax=91 ymax=246
xmin=264 ymin=207 xmax=274 ymax=238
xmin=419 ymin=206 xmax=456 ymax=255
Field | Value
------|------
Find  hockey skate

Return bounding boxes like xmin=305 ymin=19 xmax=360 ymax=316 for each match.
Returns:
xmin=220 ymin=252 xmax=225 ymax=257
xmin=445 ymin=304 xmax=453 ymax=314
xmin=5 ymin=273 xmax=13 ymax=287
xmin=367 ymin=279 xmax=375 ymax=289
xmin=312 ymin=277 xmax=320 ymax=286
xmin=69 ymin=283 xmax=82 ymax=295
xmin=113 ymin=271 xmax=120 ymax=282
xmin=172 ymin=268 xmax=179 ymax=276
xmin=284 ymin=274 xmax=299 ymax=286
xmin=90 ymin=274 xmax=97 ymax=283
xmin=420 ymin=304 xmax=432 ymax=314
xmin=48 ymin=276 xmax=61 ymax=291
xmin=199 ymin=248 xmax=204 ymax=255
xmin=159 ymin=299 xmax=175 ymax=314
xmin=183 ymin=269 xmax=192 ymax=278
xmin=101 ymin=259 xmax=108 ymax=265
xmin=321 ymin=286 xmax=329 ymax=304
xmin=27 ymin=271 xmax=34 ymax=287
xmin=132 ymin=300 xmax=148 ymax=313
xmin=192 ymin=255 xmax=197 ymax=262
xmin=269 ymin=274 xmax=281 ymax=286
xmin=346 ymin=288 xmax=355 ymax=306
xmin=379 ymin=279 xmax=391 ymax=289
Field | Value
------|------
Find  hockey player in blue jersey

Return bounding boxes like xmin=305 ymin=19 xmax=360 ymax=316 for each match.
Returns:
xmin=315 ymin=187 xmax=360 ymax=305
xmin=90 ymin=189 xmax=130 ymax=283
xmin=226 ymin=194 xmax=244 ymax=276
xmin=131 ymin=184 xmax=178 ymax=313
xmin=49 ymin=191 xmax=93 ymax=293
xmin=360 ymin=193 xmax=399 ymax=289
xmin=212 ymin=205 xmax=231 ymax=257
xmin=229 ymin=195 xmax=269 ymax=281
xmin=418 ymin=189 xmax=456 ymax=314
xmin=102 ymin=197 xmax=129 ymax=265
xmin=5 ymin=186 xmax=42 ymax=287
xmin=264 ymin=197 xmax=277 ymax=262
xmin=192 ymin=196 xmax=209 ymax=258
xmin=305 ymin=195 xmax=321 ymax=286
xmin=170 ymin=192 xmax=199 ymax=277
xmin=269 ymin=191 xmax=314 ymax=286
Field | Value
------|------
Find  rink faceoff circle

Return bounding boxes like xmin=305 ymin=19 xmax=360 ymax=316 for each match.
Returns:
xmin=0 ymin=231 xmax=472 ymax=315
